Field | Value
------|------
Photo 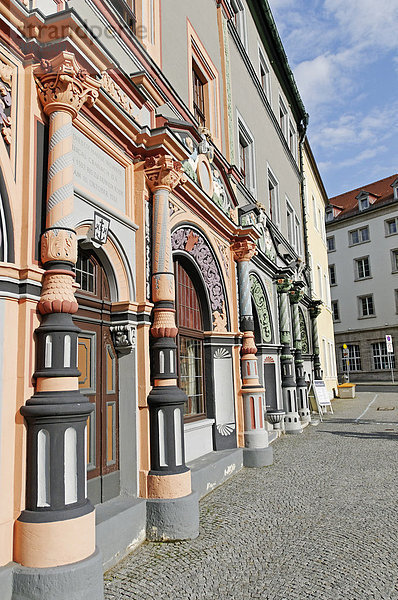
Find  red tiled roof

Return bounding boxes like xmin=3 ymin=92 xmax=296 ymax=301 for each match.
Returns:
xmin=328 ymin=173 xmax=398 ymax=219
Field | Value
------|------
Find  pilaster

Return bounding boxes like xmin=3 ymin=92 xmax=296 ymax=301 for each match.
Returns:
xmin=290 ymin=283 xmax=310 ymax=424
xmin=309 ymin=300 xmax=323 ymax=381
xmin=232 ymin=238 xmax=273 ymax=468
xmin=276 ymin=277 xmax=302 ymax=434
xmin=144 ymin=155 xmax=199 ymax=541
xmin=14 ymin=52 xmax=103 ymax=600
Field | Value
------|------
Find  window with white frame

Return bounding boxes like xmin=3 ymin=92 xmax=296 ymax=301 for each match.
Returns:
xmin=328 ymin=341 xmax=336 ymax=377
xmin=372 ymin=341 xmax=395 ymax=370
xmin=267 ymin=169 xmax=279 ymax=224
xmin=258 ymin=49 xmax=270 ymax=101
xmin=359 ymin=294 xmax=375 ymax=317
xmin=354 ymin=256 xmax=371 ymax=280
xmin=385 ymin=217 xmax=398 ymax=236
xmin=286 ymin=200 xmax=294 ymax=246
xmin=325 ymin=207 xmax=333 ymax=222
xmin=279 ymin=97 xmax=288 ymax=139
xmin=329 ymin=264 xmax=336 ymax=285
xmin=322 ymin=338 xmax=329 ymax=376
xmin=341 ymin=344 xmax=361 ymax=371
xmin=318 ymin=207 xmax=326 ymax=241
xmin=331 ymin=300 xmax=339 ymax=321
xmin=349 ymin=226 xmax=369 ymax=245
xmin=312 ymin=196 xmax=318 ymax=230
xmin=391 ymin=249 xmax=398 ymax=273
xmin=327 ymin=236 xmax=335 ymax=252
xmin=231 ymin=0 xmax=247 ymax=48
xmin=324 ymin=272 xmax=330 ymax=307
xmin=358 ymin=196 xmax=370 ymax=211
xmin=294 ymin=215 xmax=301 ymax=255
xmin=288 ymin=121 xmax=296 ymax=159
xmin=317 ymin=265 xmax=323 ymax=300
xmin=237 ymin=116 xmax=255 ymax=193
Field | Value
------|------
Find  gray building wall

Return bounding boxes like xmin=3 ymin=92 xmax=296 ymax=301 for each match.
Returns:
xmin=327 ymin=202 xmax=398 ymax=381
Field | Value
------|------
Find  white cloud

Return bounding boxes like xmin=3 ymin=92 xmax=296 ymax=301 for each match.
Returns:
xmin=337 ymin=147 xmax=387 ymax=169
xmin=324 ymin=0 xmax=398 ymax=51
xmin=269 ymin=0 xmax=398 ymax=195
xmin=311 ymin=102 xmax=398 ymax=152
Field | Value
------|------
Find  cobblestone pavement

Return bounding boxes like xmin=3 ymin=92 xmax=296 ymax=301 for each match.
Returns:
xmin=104 ymin=392 xmax=398 ymax=600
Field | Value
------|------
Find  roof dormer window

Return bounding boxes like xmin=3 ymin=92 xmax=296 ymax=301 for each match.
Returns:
xmin=391 ymin=178 xmax=398 ymax=199
xmin=325 ymin=207 xmax=333 ymax=222
xmin=356 ymin=190 xmax=377 ymax=211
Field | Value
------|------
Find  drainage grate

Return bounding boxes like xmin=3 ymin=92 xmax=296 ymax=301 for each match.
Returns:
xmin=377 ymin=407 xmax=395 ymax=411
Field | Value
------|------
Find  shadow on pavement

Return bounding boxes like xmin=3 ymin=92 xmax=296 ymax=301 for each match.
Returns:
xmin=320 ymin=430 xmax=397 ymax=440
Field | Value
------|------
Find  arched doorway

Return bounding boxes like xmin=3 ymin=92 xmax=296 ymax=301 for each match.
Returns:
xmin=174 ymin=260 xmax=206 ymax=420
xmin=74 ymin=248 xmax=120 ymax=504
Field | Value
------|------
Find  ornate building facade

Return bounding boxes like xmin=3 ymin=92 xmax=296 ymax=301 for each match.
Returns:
xmin=0 ymin=1 xmax=332 ymax=598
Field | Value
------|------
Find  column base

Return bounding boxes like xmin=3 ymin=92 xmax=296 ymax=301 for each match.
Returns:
xmin=299 ymin=408 xmax=311 ymax=424
xmin=243 ymin=446 xmax=273 ymax=468
xmin=284 ymin=412 xmax=303 ymax=434
xmin=244 ymin=429 xmax=269 ymax=449
xmin=0 ymin=563 xmax=13 ymax=600
xmin=146 ymin=491 xmax=199 ymax=541
xmin=12 ymin=549 xmax=103 ymax=600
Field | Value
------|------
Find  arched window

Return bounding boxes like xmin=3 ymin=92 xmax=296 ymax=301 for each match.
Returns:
xmin=175 ymin=261 xmax=205 ymax=420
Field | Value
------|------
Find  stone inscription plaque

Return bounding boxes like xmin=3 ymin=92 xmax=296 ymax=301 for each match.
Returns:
xmin=73 ymin=128 xmax=125 ymax=211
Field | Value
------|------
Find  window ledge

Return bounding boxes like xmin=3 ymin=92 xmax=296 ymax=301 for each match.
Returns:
xmin=354 ymin=276 xmax=373 ymax=282
xmin=349 ymin=240 xmax=371 ymax=247
xmin=358 ymin=315 xmax=376 ymax=320
xmin=184 ymin=418 xmax=215 ymax=433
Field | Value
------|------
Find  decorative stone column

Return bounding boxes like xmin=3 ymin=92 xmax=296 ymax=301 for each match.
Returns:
xmin=290 ymin=283 xmax=310 ymax=424
xmin=232 ymin=238 xmax=273 ymax=468
xmin=276 ymin=277 xmax=302 ymax=434
xmin=144 ymin=155 xmax=199 ymax=541
xmin=309 ymin=300 xmax=323 ymax=381
xmin=13 ymin=53 xmax=103 ymax=600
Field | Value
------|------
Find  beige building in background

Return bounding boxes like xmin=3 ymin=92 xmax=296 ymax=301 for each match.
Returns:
xmin=302 ymin=139 xmax=338 ymax=398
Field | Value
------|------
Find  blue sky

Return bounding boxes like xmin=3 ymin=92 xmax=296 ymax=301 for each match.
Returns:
xmin=268 ymin=0 xmax=398 ymax=198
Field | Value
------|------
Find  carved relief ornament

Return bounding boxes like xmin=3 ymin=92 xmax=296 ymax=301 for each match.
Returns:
xmin=144 ymin=155 xmax=187 ymax=192
xmin=276 ymin=278 xmax=293 ymax=295
xmin=34 ymin=51 xmax=101 ymax=118
xmin=289 ymin=288 xmax=305 ymax=305
xmin=0 ymin=58 xmax=12 ymax=145
xmin=232 ymin=239 xmax=257 ymax=262
xmin=41 ymin=229 xmax=77 ymax=265
xmin=110 ymin=324 xmax=136 ymax=355
xmin=38 ymin=270 xmax=78 ymax=315
xmin=101 ymin=71 xmax=141 ymax=123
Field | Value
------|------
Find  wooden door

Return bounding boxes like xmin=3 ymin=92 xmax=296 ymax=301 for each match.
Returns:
xmin=75 ymin=250 xmax=120 ymax=504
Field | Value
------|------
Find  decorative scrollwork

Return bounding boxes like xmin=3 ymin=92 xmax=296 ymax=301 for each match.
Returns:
xmin=110 ymin=323 xmax=136 ymax=355
xmin=171 ymin=227 xmax=228 ymax=331
xmin=249 ymin=273 xmax=272 ymax=343
xmin=216 ymin=422 xmax=236 ymax=436
xmin=0 ymin=58 xmax=12 ymax=145
xmin=34 ymin=52 xmax=100 ymax=118
xmin=299 ymin=308 xmax=309 ymax=354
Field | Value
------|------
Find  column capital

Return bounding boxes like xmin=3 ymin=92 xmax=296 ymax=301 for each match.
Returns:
xmin=276 ymin=277 xmax=293 ymax=294
xmin=34 ymin=51 xmax=101 ymax=118
xmin=309 ymin=299 xmax=323 ymax=319
xmin=289 ymin=283 xmax=305 ymax=304
xmin=144 ymin=155 xmax=187 ymax=192
xmin=232 ymin=238 xmax=257 ymax=262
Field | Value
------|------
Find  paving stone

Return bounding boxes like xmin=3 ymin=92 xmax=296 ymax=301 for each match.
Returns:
xmin=104 ymin=392 xmax=398 ymax=599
